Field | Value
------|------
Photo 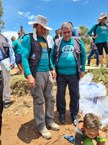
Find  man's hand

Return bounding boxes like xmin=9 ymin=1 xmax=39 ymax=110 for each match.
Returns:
xmin=80 ymin=72 xmax=85 ymax=78
xmin=92 ymin=34 xmax=98 ymax=39
xmin=27 ymin=75 xmax=36 ymax=88
xmin=51 ymin=69 xmax=56 ymax=79
xmin=10 ymin=64 xmax=14 ymax=69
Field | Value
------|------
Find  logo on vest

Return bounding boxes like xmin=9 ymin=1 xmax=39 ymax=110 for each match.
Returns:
xmin=62 ymin=45 xmax=74 ymax=53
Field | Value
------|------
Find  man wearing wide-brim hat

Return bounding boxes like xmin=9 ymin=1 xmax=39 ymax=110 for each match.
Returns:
xmin=22 ymin=15 xmax=60 ymax=139
xmin=88 ymin=13 xmax=108 ymax=68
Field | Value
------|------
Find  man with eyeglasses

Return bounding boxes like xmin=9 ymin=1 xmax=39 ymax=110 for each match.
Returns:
xmin=50 ymin=22 xmax=86 ymax=126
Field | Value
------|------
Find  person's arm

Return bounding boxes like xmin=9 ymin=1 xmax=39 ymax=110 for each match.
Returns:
xmin=9 ymin=45 xmax=15 ymax=68
xmin=88 ymin=25 xmax=96 ymax=37
xmin=96 ymin=130 xmax=106 ymax=145
xmin=79 ymin=39 xmax=86 ymax=78
xmin=50 ymin=43 xmax=56 ymax=68
xmin=50 ymin=43 xmax=56 ymax=78
xmin=21 ymin=35 xmax=35 ymax=87
xmin=21 ymin=35 xmax=32 ymax=77
xmin=74 ymin=127 xmax=84 ymax=145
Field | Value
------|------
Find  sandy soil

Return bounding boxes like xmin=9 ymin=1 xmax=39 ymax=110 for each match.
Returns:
xmin=1 ymin=91 xmax=77 ymax=145
xmin=1 ymin=66 xmax=108 ymax=145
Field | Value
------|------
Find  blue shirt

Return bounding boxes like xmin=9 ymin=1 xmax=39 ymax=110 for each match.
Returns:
xmin=88 ymin=23 xmax=108 ymax=43
xmin=12 ymin=39 xmax=22 ymax=55
xmin=22 ymin=35 xmax=53 ymax=77
xmin=51 ymin=37 xmax=86 ymax=75
xmin=36 ymin=37 xmax=50 ymax=72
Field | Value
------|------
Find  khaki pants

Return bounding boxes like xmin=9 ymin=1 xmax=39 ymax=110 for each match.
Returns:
xmin=31 ymin=71 xmax=54 ymax=131
xmin=0 ymin=62 xmax=11 ymax=102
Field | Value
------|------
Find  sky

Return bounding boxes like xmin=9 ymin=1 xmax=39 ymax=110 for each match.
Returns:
xmin=2 ymin=0 xmax=108 ymax=37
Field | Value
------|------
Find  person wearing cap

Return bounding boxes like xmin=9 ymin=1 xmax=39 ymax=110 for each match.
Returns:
xmin=21 ymin=15 xmax=60 ymax=139
xmin=88 ymin=13 xmax=108 ymax=68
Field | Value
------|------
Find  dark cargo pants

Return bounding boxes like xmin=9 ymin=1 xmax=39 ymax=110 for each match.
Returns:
xmin=56 ymin=73 xmax=80 ymax=116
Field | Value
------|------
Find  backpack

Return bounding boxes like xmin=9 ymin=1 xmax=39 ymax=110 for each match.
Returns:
xmin=54 ymin=37 xmax=81 ymax=76
xmin=0 ymin=34 xmax=9 ymax=61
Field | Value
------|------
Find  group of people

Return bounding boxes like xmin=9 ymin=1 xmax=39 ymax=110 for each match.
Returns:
xmin=0 ymin=12 xmax=108 ymax=144
xmin=21 ymin=15 xmax=86 ymax=139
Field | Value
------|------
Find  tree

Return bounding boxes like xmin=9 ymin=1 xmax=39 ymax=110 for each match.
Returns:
xmin=79 ymin=26 xmax=91 ymax=45
xmin=0 ymin=0 xmax=4 ymax=32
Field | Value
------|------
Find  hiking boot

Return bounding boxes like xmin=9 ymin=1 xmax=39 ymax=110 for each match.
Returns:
xmin=71 ymin=115 xmax=78 ymax=126
xmin=39 ymin=127 xmax=52 ymax=139
xmin=59 ymin=113 xmax=65 ymax=124
xmin=48 ymin=122 xmax=60 ymax=131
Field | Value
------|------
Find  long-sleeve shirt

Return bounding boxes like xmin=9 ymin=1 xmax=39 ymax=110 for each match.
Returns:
xmin=12 ymin=39 xmax=22 ymax=55
xmin=50 ymin=37 xmax=86 ymax=75
xmin=22 ymin=35 xmax=53 ymax=77
xmin=88 ymin=23 xmax=108 ymax=43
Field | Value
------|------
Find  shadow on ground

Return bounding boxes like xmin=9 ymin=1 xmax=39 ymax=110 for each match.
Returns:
xmin=17 ymin=110 xmax=76 ymax=144
xmin=17 ymin=119 xmax=40 ymax=144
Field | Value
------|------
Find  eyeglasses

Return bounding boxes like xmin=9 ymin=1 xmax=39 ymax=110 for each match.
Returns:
xmin=63 ymin=31 xmax=71 ymax=34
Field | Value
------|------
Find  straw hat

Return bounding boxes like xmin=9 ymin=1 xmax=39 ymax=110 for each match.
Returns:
xmin=28 ymin=15 xmax=52 ymax=30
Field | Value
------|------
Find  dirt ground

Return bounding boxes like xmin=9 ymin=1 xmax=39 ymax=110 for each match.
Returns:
xmin=1 ymin=66 xmax=108 ymax=145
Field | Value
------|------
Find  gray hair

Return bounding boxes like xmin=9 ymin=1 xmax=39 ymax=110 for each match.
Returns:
xmin=61 ymin=22 xmax=72 ymax=30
